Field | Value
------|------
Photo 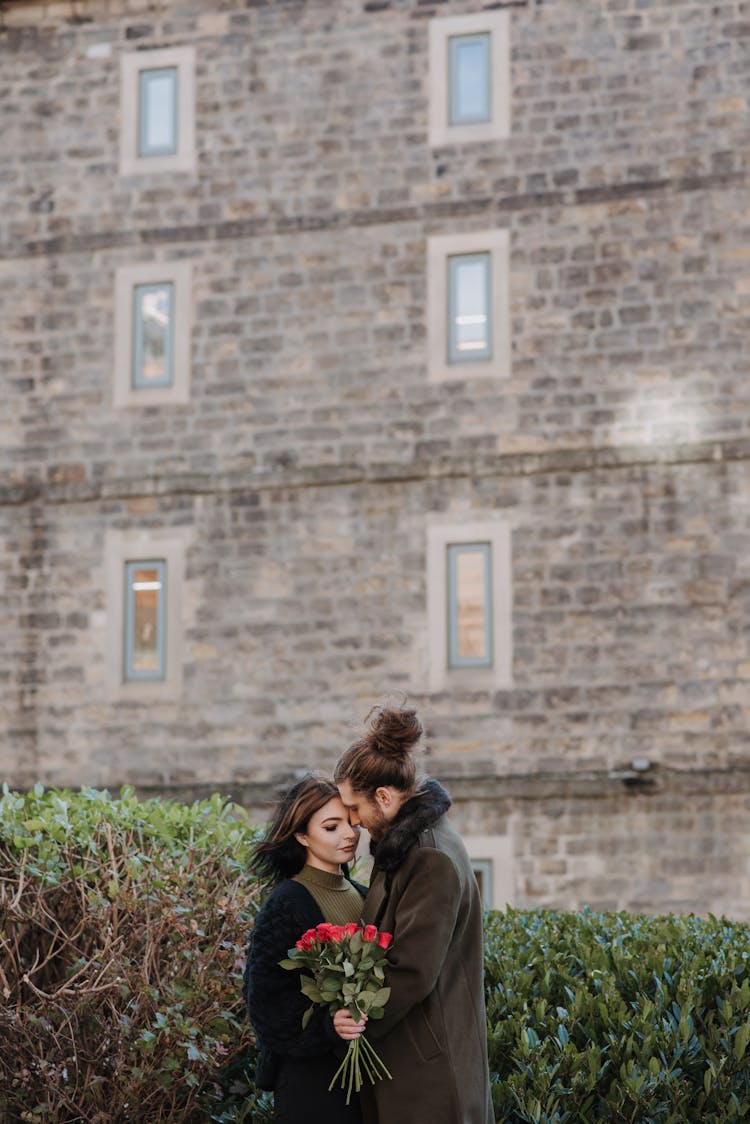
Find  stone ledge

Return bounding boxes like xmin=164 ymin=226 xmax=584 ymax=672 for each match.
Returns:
xmin=3 ymin=170 xmax=747 ymax=262
xmin=123 ymin=763 xmax=750 ymax=813
xmin=2 ymin=435 xmax=749 ymax=510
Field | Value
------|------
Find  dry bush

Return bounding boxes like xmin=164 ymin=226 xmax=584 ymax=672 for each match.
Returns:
xmin=0 ymin=785 xmax=265 ymax=1123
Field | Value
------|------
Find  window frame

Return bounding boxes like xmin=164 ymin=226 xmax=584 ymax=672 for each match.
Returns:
xmin=120 ymin=46 xmax=196 ymax=176
xmin=429 ymin=11 xmax=510 ymax=148
xmin=114 ymin=260 xmax=192 ymax=407
xmin=426 ymin=519 xmax=512 ymax=693
xmin=448 ymin=32 xmax=491 ymax=126
xmin=132 ymin=281 xmax=175 ymax=390
xmin=447 ymin=251 xmax=492 ymax=365
xmin=123 ymin=558 xmax=167 ymax=682
xmin=427 ymin=230 xmax=510 ymax=382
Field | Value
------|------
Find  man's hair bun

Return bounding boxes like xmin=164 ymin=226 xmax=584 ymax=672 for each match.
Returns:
xmin=364 ymin=705 xmax=423 ymax=760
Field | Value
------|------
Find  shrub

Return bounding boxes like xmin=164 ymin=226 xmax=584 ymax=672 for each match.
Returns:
xmin=485 ymin=907 xmax=750 ymax=1123
xmin=0 ymin=784 xmax=264 ymax=1123
xmin=4 ymin=787 xmax=750 ymax=1122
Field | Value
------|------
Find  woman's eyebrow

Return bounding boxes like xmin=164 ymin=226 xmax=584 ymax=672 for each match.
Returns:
xmin=321 ymin=816 xmax=343 ymax=825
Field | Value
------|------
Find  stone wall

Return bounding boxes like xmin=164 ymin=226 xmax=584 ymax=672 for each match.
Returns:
xmin=2 ymin=0 xmax=749 ymax=916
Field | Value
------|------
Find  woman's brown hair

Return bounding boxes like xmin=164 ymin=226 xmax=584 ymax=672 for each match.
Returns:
xmin=250 ymin=774 xmax=339 ymax=885
xmin=333 ymin=704 xmax=423 ymax=799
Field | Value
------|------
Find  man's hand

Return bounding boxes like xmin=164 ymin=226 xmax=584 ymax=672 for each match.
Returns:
xmin=333 ymin=1008 xmax=368 ymax=1040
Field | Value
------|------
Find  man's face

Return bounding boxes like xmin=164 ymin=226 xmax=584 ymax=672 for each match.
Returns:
xmin=337 ymin=778 xmax=391 ymax=841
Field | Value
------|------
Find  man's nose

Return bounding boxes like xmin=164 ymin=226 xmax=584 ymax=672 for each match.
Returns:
xmin=349 ymin=811 xmax=360 ymax=827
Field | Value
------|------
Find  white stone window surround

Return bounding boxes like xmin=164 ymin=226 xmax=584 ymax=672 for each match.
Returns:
xmin=465 ymin=834 xmax=515 ymax=910
xmin=428 ymin=10 xmax=511 ymax=148
xmin=120 ymin=46 xmax=196 ymax=176
xmin=113 ymin=259 xmax=193 ymax=407
xmin=105 ymin=528 xmax=188 ymax=699
xmin=427 ymin=229 xmax=510 ymax=382
xmin=426 ymin=518 xmax=513 ymax=693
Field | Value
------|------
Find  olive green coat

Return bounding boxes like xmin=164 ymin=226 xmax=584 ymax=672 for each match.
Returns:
xmin=360 ymin=780 xmax=494 ymax=1124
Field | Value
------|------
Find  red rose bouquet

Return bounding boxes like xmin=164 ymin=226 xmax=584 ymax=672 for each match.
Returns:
xmin=280 ymin=921 xmax=394 ymax=1104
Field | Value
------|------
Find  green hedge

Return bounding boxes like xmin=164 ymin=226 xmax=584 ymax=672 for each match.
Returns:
xmin=2 ymin=786 xmax=750 ymax=1122
xmin=485 ymin=908 xmax=750 ymax=1122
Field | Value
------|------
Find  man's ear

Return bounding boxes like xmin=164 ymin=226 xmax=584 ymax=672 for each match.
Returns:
xmin=374 ymin=786 xmax=392 ymax=810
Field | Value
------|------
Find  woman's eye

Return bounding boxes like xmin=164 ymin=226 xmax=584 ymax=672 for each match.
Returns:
xmin=325 ymin=826 xmax=336 ymax=832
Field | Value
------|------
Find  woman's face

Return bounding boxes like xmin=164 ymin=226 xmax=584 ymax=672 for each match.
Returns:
xmin=296 ymin=796 xmax=360 ymax=874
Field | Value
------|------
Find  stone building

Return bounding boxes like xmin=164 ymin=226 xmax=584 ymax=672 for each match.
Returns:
xmin=2 ymin=0 xmax=749 ymax=917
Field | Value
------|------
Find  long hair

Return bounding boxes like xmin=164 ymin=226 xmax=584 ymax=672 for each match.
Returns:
xmin=250 ymin=774 xmax=339 ymax=885
xmin=333 ymin=704 xmax=423 ymax=799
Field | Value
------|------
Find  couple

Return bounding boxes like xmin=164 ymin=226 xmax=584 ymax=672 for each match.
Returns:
xmin=243 ymin=704 xmax=494 ymax=1124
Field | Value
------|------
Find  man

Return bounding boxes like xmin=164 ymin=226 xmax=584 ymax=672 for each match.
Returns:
xmin=333 ymin=704 xmax=494 ymax=1124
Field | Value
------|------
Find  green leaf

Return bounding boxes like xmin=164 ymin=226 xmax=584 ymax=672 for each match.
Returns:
xmin=368 ymin=987 xmax=391 ymax=1008
xmin=300 ymin=979 xmax=323 ymax=1004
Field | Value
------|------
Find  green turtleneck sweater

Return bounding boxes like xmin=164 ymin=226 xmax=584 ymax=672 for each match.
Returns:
xmin=293 ymin=864 xmax=364 ymax=925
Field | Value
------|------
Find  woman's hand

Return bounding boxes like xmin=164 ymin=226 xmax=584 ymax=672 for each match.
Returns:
xmin=333 ymin=1008 xmax=367 ymax=1040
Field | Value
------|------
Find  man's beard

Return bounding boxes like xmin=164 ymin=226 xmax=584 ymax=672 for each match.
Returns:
xmin=366 ymin=806 xmax=391 ymax=843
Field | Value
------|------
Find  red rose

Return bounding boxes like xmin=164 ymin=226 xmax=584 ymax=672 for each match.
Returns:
xmin=296 ymin=927 xmax=318 ymax=950
xmin=376 ymin=931 xmax=393 ymax=949
xmin=342 ymin=922 xmax=361 ymax=937
xmin=328 ymin=925 xmax=345 ymax=942
xmin=316 ymin=923 xmax=334 ymax=941
xmin=362 ymin=924 xmax=377 ymax=943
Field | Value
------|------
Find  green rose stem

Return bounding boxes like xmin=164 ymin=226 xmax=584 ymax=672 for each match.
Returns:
xmin=329 ymin=1035 xmax=393 ymax=1105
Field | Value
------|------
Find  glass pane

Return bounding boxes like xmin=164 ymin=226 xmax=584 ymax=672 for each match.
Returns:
xmin=448 ymin=543 xmax=492 ymax=667
xmin=138 ymin=67 xmax=178 ymax=156
xmin=125 ymin=561 xmax=166 ymax=681
xmin=449 ymin=34 xmax=490 ymax=125
xmin=133 ymin=283 xmax=173 ymax=388
xmin=448 ymin=253 xmax=491 ymax=362
xmin=454 ymin=548 xmax=488 ymax=660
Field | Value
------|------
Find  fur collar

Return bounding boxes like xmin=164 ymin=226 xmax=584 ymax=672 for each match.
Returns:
xmin=371 ymin=778 xmax=452 ymax=874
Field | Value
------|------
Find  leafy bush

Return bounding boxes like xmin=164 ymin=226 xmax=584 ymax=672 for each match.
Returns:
xmin=0 ymin=784 xmax=264 ymax=1122
xmin=485 ymin=907 xmax=750 ymax=1123
xmin=4 ymin=787 xmax=750 ymax=1122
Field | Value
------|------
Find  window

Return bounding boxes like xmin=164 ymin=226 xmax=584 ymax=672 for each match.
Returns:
xmin=120 ymin=47 xmax=196 ymax=175
xmin=132 ymin=282 xmax=174 ymax=389
xmin=465 ymin=836 xmax=515 ymax=910
xmin=449 ymin=34 xmax=490 ymax=126
xmin=426 ymin=519 xmax=512 ymax=692
xmin=447 ymin=543 xmax=493 ymax=668
xmin=114 ymin=261 xmax=192 ymax=407
xmin=429 ymin=11 xmax=510 ymax=147
xmin=105 ymin=530 xmax=188 ymax=698
xmin=471 ymin=859 xmax=494 ymax=909
xmin=427 ymin=230 xmax=509 ymax=381
xmin=138 ymin=67 xmax=178 ymax=157
xmin=124 ymin=560 xmax=166 ymax=681
xmin=448 ymin=253 xmax=491 ymax=364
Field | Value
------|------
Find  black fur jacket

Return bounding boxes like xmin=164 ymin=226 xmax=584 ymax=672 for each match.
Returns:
xmin=370 ymin=777 xmax=452 ymax=873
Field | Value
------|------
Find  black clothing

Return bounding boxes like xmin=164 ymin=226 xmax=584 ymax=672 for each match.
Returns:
xmin=244 ymin=876 xmax=365 ymax=1124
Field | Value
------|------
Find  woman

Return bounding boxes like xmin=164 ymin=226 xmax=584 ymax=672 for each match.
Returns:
xmin=243 ymin=774 xmax=367 ymax=1124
